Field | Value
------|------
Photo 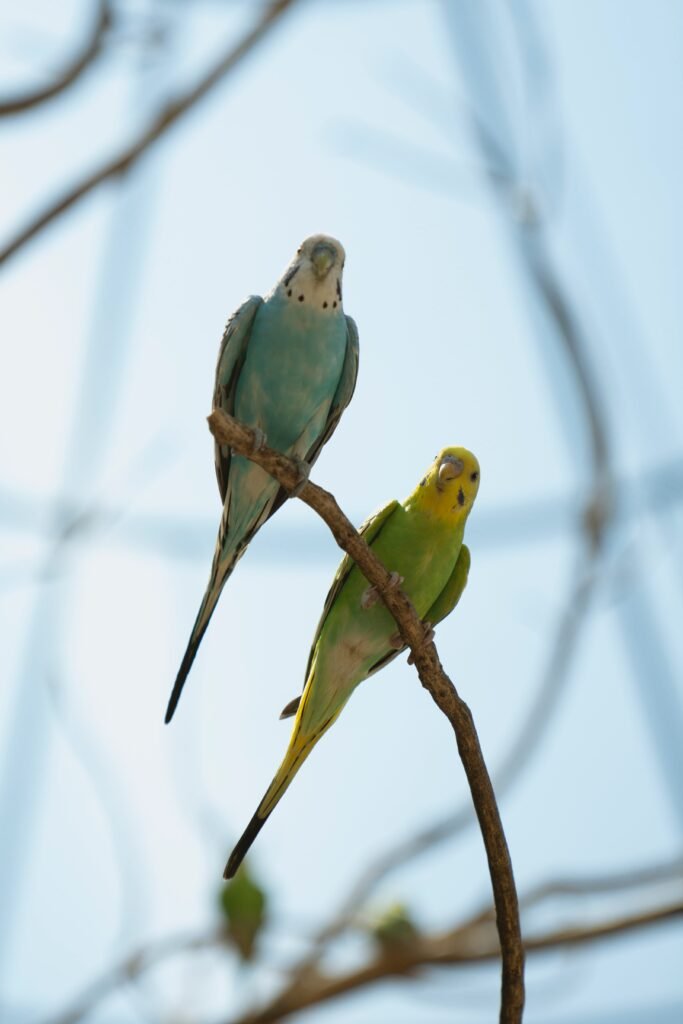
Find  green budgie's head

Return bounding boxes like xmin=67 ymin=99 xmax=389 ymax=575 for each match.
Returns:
xmin=277 ymin=234 xmax=346 ymax=312
xmin=411 ymin=446 xmax=480 ymax=524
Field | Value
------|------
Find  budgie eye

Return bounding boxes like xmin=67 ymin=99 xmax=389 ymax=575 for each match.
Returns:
xmin=470 ymin=471 xmax=479 ymax=482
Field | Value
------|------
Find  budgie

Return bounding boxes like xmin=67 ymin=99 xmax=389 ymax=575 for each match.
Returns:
xmin=225 ymin=447 xmax=480 ymax=878
xmin=165 ymin=235 xmax=358 ymax=724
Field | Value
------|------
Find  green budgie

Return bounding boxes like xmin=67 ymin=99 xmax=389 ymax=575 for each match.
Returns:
xmin=224 ymin=447 xmax=480 ymax=877
xmin=165 ymin=235 xmax=358 ymax=724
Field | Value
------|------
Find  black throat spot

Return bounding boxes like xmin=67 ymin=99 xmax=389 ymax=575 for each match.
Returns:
xmin=283 ymin=265 xmax=299 ymax=288
xmin=457 ymin=487 xmax=465 ymax=507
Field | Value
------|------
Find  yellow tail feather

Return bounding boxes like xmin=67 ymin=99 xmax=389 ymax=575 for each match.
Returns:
xmin=224 ymin=661 xmax=344 ymax=878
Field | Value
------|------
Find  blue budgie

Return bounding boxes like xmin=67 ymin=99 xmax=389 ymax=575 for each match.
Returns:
xmin=165 ymin=235 xmax=358 ymax=723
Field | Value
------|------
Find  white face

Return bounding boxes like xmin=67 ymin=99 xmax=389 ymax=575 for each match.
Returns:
xmin=276 ymin=234 xmax=345 ymax=311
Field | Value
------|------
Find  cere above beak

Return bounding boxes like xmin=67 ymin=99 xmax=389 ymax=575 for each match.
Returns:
xmin=438 ymin=455 xmax=464 ymax=488
xmin=310 ymin=242 xmax=336 ymax=278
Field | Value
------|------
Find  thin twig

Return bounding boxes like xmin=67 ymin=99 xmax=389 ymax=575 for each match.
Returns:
xmin=0 ymin=1 xmax=112 ymax=116
xmin=458 ymin=852 xmax=683 ymax=932
xmin=207 ymin=408 xmax=525 ymax=1024
xmin=0 ymin=0 xmax=296 ymax=266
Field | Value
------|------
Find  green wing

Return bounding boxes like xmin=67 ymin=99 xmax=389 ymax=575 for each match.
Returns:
xmin=278 ymin=496 xmax=399 ymax=719
xmin=213 ymin=295 xmax=263 ymax=502
xmin=424 ymin=543 xmax=471 ymax=626
xmin=365 ymin=543 xmax=471 ymax=678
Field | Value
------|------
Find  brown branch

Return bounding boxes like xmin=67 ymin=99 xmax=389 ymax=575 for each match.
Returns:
xmin=231 ymin=900 xmax=683 ymax=1023
xmin=0 ymin=0 xmax=296 ymax=267
xmin=44 ymin=859 xmax=683 ymax=1024
xmin=0 ymin=1 xmax=112 ymax=117
xmin=207 ymin=408 xmax=525 ymax=1024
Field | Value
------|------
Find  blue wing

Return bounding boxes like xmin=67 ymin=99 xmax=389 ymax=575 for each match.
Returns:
xmin=268 ymin=314 xmax=360 ymax=521
xmin=213 ymin=295 xmax=263 ymax=502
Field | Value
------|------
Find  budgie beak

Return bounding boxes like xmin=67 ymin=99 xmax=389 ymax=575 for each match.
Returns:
xmin=310 ymin=242 xmax=336 ymax=278
xmin=437 ymin=455 xmax=464 ymax=489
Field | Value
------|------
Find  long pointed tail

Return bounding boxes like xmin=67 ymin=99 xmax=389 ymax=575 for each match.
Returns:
xmin=224 ymin=694 xmax=343 ymax=878
xmin=223 ymin=736 xmax=311 ymax=879
xmin=165 ymin=581 xmax=224 ymax=723
xmin=166 ymin=481 xmax=279 ymax=724
xmin=224 ymin=808 xmax=270 ymax=879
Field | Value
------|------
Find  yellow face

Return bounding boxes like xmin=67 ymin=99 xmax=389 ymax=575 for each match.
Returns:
xmin=414 ymin=446 xmax=480 ymax=523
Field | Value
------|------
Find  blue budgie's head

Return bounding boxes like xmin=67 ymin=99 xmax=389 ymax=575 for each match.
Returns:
xmin=277 ymin=234 xmax=346 ymax=312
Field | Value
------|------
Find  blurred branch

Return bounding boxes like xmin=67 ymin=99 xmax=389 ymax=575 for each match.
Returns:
xmin=0 ymin=0 xmax=296 ymax=267
xmin=517 ymin=854 xmax=683 ymax=906
xmin=461 ymin=852 xmax=683 ymax=931
xmin=0 ymin=1 xmax=112 ymax=117
xmin=521 ymin=232 xmax=613 ymax=549
xmin=5 ymin=456 xmax=683 ymax=559
xmin=332 ymin=120 xmax=504 ymax=198
xmin=439 ymin=7 xmax=614 ymax=547
xmin=232 ymin=899 xmax=683 ymax=1024
xmin=44 ymin=855 xmax=682 ymax=1024
xmin=207 ymin=407 xmax=525 ymax=1024
xmin=43 ymin=926 xmax=225 ymax=1024
xmin=45 ymin=671 xmax=150 ymax=949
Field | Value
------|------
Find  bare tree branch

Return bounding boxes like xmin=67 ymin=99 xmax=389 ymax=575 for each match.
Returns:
xmin=0 ymin=0 xmax=297 ymax=267
xmin=207 ymin=408 xmax=525 ymax=1024
xmin=231 ymin=901 xmax=683 ymax=1023
xmin=45 ymin=855 xmax=682 ymax=1024
xmin=0 ymin=1 xmax=112 ymax=117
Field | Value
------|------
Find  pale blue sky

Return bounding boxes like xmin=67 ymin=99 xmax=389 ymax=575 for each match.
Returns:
xmin=1 ymin=2 xmax=682 ymax=1021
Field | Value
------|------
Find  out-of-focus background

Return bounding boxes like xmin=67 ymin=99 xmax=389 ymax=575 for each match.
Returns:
xmin=1 ymin=1 xmax=682 ymax=1021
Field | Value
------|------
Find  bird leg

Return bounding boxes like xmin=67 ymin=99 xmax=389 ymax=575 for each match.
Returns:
xmin=250 ymin=427 xmax=267 ymax=453
xmin=388 ymin=620 xmax=435 ymax=662
xmin=287 ymin=458 xmax=311 ymax=498
xmin=361 ymin=571 xmax=404 ymax=610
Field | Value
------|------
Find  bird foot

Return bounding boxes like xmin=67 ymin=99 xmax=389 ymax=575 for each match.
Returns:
xmin=361 ymin=571 xmax=404 ymax=610
xmin=407 ymin=621 xmax=435 ymax=665
xmin=250 ymin=428 xmax=267 ymax=453
xmin=288 ymin=459 xmax=310 ymax=498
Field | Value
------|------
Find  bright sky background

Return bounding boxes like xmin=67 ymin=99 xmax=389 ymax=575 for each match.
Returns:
xmin=1 ymin=2 xmax=682 ymax=1022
